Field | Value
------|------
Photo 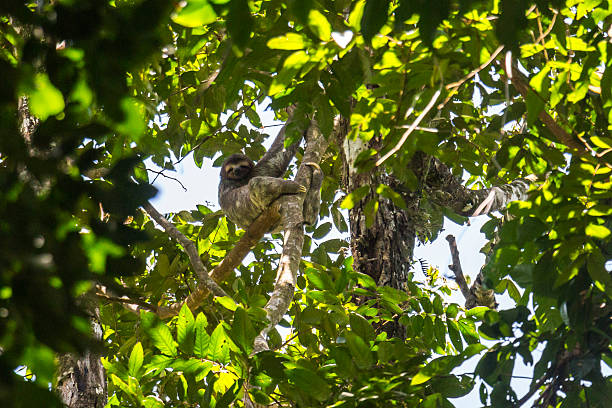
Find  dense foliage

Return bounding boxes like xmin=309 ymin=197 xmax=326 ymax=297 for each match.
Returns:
xmin=1 ymin=0 xmax=611 ymax=407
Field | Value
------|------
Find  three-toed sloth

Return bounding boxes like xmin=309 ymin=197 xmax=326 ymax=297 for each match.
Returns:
xmin=218 ymin=127 xmax=323 ymax=233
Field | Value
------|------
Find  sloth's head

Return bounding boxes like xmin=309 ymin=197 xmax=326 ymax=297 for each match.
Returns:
xmin=220 ymin=153 xmax=255 ymax=181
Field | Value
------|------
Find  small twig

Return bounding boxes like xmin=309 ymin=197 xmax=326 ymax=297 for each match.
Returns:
xmin=376 ymin=87 xmax=442 ymax=167
xmin=514 ymin=372 xmax=550 ymax=408
xmin=276 ymin=333 xmax=299 ymax=350
xmin=534 ymin=10 xmax=558 ymax=45
xmin=96 ymin=291 xmax=157 ymax=312
xmin=444 ymin=45 xmax=505 ymax=90
xmin=445 ymin=235 xmax=471 ymax=300
xmin=145 ymin=167 xmax=187 ymax=191
xmin=142 ymin=201 xmax=228 ymax=299
xmin=396 ymin=125 xmax=439 ymax=133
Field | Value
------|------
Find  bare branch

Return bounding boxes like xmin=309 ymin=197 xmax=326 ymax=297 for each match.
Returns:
xmin=95 ymin=286 xmax=157 ymax=313
xmin=142 ymin=201 xmax=228 ymax=299
xmin=156 ymin=204 xmax=281 ymax=319
xmin=145 ymin=167 xmax=187 ymax=191
xmin=376 ymin=87 xmax=442 ymax=167
xmin=515 ymin=372 xmax=550 ymax=408
xmin=445 ymin=235 xmax=471 ymax=300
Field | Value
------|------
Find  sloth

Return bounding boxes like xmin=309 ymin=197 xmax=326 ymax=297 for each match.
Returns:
xmin=218 ymin=130 xmax=323 ymax=232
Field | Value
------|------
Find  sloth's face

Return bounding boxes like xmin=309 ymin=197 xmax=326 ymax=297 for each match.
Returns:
xmin=225 ymin=161 xmax=252 ymax=180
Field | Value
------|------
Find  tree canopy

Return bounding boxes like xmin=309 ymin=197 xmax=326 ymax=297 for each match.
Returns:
xmin=1 ymin=0 xmax=611 ymax=407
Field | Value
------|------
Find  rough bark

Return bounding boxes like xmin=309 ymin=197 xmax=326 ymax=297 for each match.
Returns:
xmin=16 ymin=74 xmax=108 ymax=408
xmin=56 ymin=302 xmax=107 ymax=408
xmin=345 ymin=149 xmax=533 ymax=338
xmin=344 ymin=136 xmax=417 ymax=339
xmin=253 ymin=118 xmax=332 ymax=353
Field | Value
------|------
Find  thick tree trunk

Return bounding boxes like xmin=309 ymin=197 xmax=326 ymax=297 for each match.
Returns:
xmin=343 ymin=144 xmax=533 ymax=337
xmin=344 ymin=139 xmax=419 ymax=339
xmin=18 ymin=91 xmax=108 ymax=408
xmin=55 ymin=310 xmax=107 ymax=408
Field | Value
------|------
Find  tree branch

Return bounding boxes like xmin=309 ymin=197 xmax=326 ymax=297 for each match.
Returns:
xmin=253 ymin=118 xmax=332 ymax=353
xmin=445 ymin=235 xmax=471 ymax=300
xmin=415 ymin=153 xmax=533 ymax=217
xmin=95 ymin=286 xmax=157 ymax=314
xmin=506 ymin=63 xmax=588 ymax=155
xmin=157 ymin=205 xmax=281 ymax=319
xmin=142 ymin=201 xmax=228 ymax=298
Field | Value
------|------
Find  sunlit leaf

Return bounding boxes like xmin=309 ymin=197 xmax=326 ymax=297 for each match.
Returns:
xmin=267 ymin=33 xmax=308 ymax=50
xmin=172 ymin=0 xmax=217 ymax=27
xmin=21 ymin=73 xmax=65 ymax=120
xmin=128 ymin=342 xmax=143 ymax=377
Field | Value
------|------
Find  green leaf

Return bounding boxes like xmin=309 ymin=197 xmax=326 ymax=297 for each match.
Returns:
xmin=227 ymin=0 xmax=254 ymax=48
xmin=340 ymin=185 xmax=370 ymax=209
xmin=128 ymin=342 xmax=143 ymax=378
xmin=465 ymin=306 xmax=489 ymax=319
xmin=150 ymin=324 xmax=177 ymax=357
xmin=458 ymin=318 xmax=479 ymax=341
xmin=587 ymin=250 xmax=612 ymax=299
xmin=567 ymin=82 xmax=589 ymax=103
xmin=22 ymin=73 xmax=65 ymax=120
xmin=286 ymin=367 xmax=331 ymax=402
xmin=360 ymin=0 xmax=390 ymax=43
xmin=216 ymin=296 xmax=238 ymax=311
xmin=525 ymin=90 xmax=545 ymax=127
xmin=446 ymin=304 xmax=459 ymax=319
xmin=231 ymin=307 xmax=256 ymax=353
xmin=349 ymin=313 xmax=375 ymax=342
xmin=345 ymin=332 xmax=373 ymax=369
xmin=194 ymin=313 xmax=210 ymax=359
xmin=267 ymin=33 xmax=308 ymax=50
xmin=591 ymin=136 xmax=612 ymax=149
xmin=448 ymin=320 xmax=463 ymax=352
xmin=116 ymin=98 xmax=146 ymax=139
xmin=171 ymin=0 xmax=217 ymax=27
xmin=376 ymin=184 xmax=407 ymax=208
xmin=177 ymin=304 xmax=195 ymax=354
xmin=586 ymin=224 xmax=611 ymax=239
xmin=312 ymin=222 xmax=332 ymax=239
xmin=143 ymin=396 xmax=165 ymax=408
xmin=307 ymin=9 xmax=331 ymax=41
xmin=209 ymin=324 xmax=231 ymax=364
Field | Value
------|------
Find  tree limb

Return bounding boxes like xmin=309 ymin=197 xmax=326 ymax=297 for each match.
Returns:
xmin=157 ymin=205 xmax=281 ymax=319
xmin=445 ymin=235 xmax=471 ymax=300
xmin=413 ymin=153 xmax=533 ymax=217
xmin=506 ymin=64 xmax=588 ymax=155
xmin=253 ymin=118 xmax=331 ymax=353
xmin=142 ymin=201 xmax=228 ymax=298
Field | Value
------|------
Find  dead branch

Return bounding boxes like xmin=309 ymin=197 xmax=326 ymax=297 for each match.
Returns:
xmin=95 ymin=285 xmax=157 ymax=314
xmin=445 ymin=235 xmax=471 ymax=300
